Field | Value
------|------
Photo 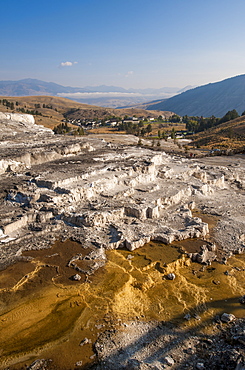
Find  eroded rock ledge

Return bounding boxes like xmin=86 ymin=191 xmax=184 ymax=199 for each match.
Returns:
xmin=0 ymin=113 xmax=245 ymax=271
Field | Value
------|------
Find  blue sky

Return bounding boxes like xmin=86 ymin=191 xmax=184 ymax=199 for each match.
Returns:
xmin=1 ymin=0 xmax=245 ymax=89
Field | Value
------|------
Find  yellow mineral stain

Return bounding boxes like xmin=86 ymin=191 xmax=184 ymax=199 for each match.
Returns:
xmin=0 ymin=235 xmax=244 ymax=369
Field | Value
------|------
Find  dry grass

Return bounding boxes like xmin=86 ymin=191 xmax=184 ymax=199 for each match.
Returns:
xmin=0 ymin=95 xmax=85 ymax=129
xmin=0 ymin=95 xmax=172 ymax=130
xmin=3 ymin=95 xmax=244 ymax=152
xmin=90 ymin=122 xmax=186 ymax=136
xmin=190 ymin=116 xmax=245 ymax=151
xmin=89 ymin=127 xmax=122 ymax=134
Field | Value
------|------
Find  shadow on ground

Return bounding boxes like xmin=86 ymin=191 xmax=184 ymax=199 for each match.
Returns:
xmin=87 ymin=296 xmax=245 ymax=370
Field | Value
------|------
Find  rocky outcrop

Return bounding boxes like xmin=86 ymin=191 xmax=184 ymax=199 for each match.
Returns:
xmin=0 ymin=143 xmax=92 ymax=175
xmin=0 ymin=112 xmax=36 ymax=125
xmin=0 ymin=121 xmax=245 ymax=269
xmin=189 ymin=242 xmax=217 ymax=264
xmin=0 ymin=112 xmax=53 ymax=142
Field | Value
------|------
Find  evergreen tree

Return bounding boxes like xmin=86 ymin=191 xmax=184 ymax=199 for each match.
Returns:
xmin=219 ymin=109 xmax=239 ymax=124
xmin=162 ymin=131 xmax=167 ymax=141
xmin=146 ymin=124 xmax=152 ymax=135
xmin=171 ymin=127 xmax=176 ymax=139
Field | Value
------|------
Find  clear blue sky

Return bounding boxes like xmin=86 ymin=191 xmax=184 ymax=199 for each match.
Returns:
xmin=1 ymin=0 xmax=245 ymax=89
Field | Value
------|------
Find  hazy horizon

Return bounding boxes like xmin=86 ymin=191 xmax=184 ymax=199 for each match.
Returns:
xmin=2 ymin=0 xmax=245 ymax=90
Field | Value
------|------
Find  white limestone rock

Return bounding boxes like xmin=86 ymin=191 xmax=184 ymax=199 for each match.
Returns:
xmin=0 ymin=112 xmax=35 ymax=125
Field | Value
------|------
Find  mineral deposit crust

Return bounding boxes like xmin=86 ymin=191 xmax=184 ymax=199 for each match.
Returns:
xmin=0 ymin=113 xmax=245 ymax=271
xmin=1 ymin=113 xmax=245 ymax=369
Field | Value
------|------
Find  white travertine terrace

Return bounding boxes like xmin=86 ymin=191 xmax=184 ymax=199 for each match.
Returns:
xmin=0 ymin=113 xmax=245 ymax=269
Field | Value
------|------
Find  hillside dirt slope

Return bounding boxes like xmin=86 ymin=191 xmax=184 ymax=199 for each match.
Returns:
xmin=190 ymin=116 xmax=245 ymax=152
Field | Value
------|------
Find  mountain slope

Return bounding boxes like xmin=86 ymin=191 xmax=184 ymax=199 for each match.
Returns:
xmin=147 ymin=74 xmax=245 ymax=117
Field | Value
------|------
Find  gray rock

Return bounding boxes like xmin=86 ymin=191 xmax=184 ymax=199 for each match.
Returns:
xmin=224 ymin=270 xmax=231 ymax=275
xmin=190 ymin=244 xmax=216 ymax=265
xmin=79 ymin=337 xmax=91 ymax=346
xmin=75 ymin=360 xmax=83 ymax=367
xmin=166 ymin=273 xmax=176 ymax=280
xmin=193 ymin=313 xmax=201 ymax=320
xmin=184 ymin=313 xmax=191 ymax=321
xmin=27 ymin=359 xmax=50 ymax=370
xmin=164 ymin=355 xmax=175 ymax=366
xmin=221 ymin=313 xmax=236 ymax=323
xmin=72 ymin=274 xmax=82 ymax=281
xmin=196 ymin=363 xmax=205 ymax=370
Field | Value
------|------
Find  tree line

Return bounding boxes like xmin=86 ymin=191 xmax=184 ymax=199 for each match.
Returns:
xmin=117 ymin=121 xmax=152 ymax=136
xmin=53 ymin=122 xmax=84 ymax=135
xmin=0 ymin=99 xmax=16 ymax=110
xmin=184 ymin=109 xmax=245 ymax=133
xmin=0 ymin=99 xmax=57 ymax=115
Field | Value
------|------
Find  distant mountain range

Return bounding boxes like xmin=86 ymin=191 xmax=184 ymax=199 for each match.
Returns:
xmin=2 ymin=75 xmax=245 ymax=117
xmin=0 ymin=79 xmax=191 ymax=108
xmin=147 ymin=74 xmax=245 ymax=117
